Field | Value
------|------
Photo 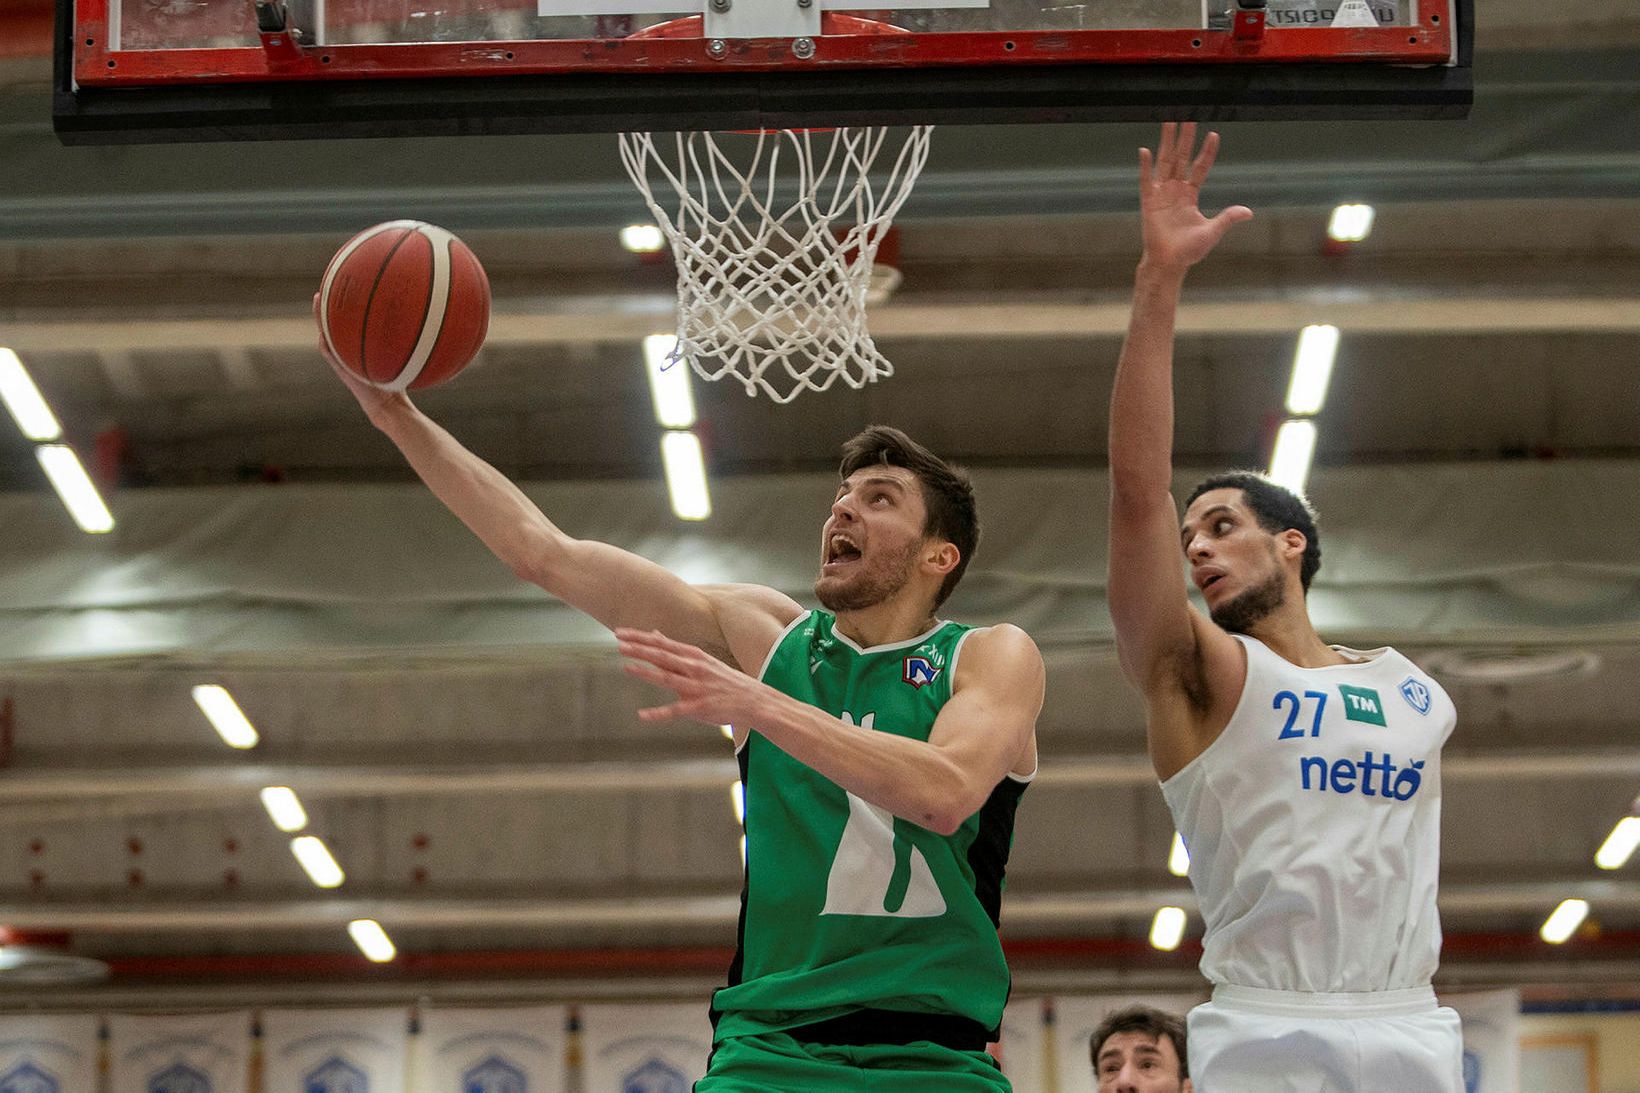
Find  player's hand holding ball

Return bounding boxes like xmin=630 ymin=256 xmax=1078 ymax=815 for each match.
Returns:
xmin=315 ymin=220 xmax=491 ymax=414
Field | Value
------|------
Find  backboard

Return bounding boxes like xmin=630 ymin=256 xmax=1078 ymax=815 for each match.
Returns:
xmin=55 ymin=0 xmax=1471 ymax=143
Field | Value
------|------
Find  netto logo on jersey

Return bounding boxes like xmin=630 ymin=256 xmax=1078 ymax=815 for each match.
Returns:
xmin=1299 ymin=750 xmax=1424 ymax=800
xmin=902 ymin=656 xmax=941 ymax=688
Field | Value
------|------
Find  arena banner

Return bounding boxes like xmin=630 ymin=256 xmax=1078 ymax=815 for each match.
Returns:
xmin=0 ymin=1013 xmax=100 ymax=1092
xmin=108 ymin=1011 xmax=250 ymax=1093
xmin=416 ymin=1005 xmax=567 ymax=1093
xmin=1051 ymin=993 xmax=1207 ymax=1093
xmin=6 ymin=462 xmax=1634 ymax=666
xmin=1447 ymin=990 xmax=1521 ymax=1093
xmin=260 ymin=1007 xmax=409 ymax=1093
xmin=580 ymin=1003 xmax=711 ymax=1092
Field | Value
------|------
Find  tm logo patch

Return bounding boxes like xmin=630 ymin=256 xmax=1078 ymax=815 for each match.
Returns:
xmin=902 ymin=656 xmax=941 ymax=689
xmin=1400 ymin=676 xmax=1433 ymax=715
xmin=1338 ymin=684 xmax=1387 ymax=726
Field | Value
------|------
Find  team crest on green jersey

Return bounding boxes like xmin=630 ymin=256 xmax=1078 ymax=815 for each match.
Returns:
xmin=903 ymin=656 xmax=940 ymax=688
xmin=902 ymin=641 xmax=949 ymax=689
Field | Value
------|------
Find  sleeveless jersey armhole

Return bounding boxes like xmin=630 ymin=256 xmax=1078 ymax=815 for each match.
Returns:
xmin=1159 ymin=633 xmax=1256 ymax=790
xmin=736 ymin=609 xmax=814 ymax=756
xmin=945 ymin=625 xmax=975 ymax=707
xmin=950 ymin=624 xmax=1037 ymax=783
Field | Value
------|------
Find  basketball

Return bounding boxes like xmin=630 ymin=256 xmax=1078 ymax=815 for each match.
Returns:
xmin=317 ymin=220 xmax=491 ymax=391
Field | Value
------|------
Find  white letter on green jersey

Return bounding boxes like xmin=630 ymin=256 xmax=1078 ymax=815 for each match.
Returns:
xmin=820 ymin=712 xmax=948 ymax=918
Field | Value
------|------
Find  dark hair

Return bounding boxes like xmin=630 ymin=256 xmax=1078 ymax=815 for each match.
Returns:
xmin=1091 ymin=1005 xmax=1189 ymax=1078
xmin=1186 ymin=470 xmax=1322 ymax=592
xmin=837 ymin=425 xmax=978 ymax=609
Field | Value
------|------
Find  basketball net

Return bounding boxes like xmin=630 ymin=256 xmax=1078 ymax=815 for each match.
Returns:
xmin=619 ymin=125 xmax=933 ymax=403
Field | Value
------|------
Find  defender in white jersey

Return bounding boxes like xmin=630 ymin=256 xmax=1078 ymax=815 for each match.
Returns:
xmin=1105 ymin=124 xmax=1463 ymax=1092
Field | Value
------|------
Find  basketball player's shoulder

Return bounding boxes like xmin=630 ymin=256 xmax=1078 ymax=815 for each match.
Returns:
xmin=951 ymin=623 xmax=1043 ymax=688
xmin=700 ymin=583 xmax=807 ymax=670
xmin=701 ymin=582 xmax=804 ymax=617
xmin=1375 ymin=644 xmax=1457 ymax=716
xmin=961 ymin=622 xmax=1036 ymax=652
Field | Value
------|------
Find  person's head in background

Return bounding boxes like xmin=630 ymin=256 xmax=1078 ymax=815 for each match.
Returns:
xmin=1091 ymin=1005 xmax=1192 ymax=1093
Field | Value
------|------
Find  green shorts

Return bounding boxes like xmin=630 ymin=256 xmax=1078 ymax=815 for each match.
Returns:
xmin=696 ymin=1031 xmax=1010 ymax=1093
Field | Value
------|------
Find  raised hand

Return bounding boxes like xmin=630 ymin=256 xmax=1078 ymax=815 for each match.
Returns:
xmin=1139 ymin=122 xmax=1254 ymax=272
xmin=617 ymin=627 xmax=768 ymax=729
xmin=312 ymin=292 xmax=409 ymax=421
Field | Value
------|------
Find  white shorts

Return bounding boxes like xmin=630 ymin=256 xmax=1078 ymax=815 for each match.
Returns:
xmin=1187 ymin=984 xmax=1465 ymax=1093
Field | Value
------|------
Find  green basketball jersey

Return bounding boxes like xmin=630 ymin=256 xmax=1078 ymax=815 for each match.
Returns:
xmin=711 ymin=610 xmax=1030 ymax=1044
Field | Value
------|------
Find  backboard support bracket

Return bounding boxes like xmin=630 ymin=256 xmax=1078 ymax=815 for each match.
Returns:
xmin=1233 ymin=0 xmax=1268 ymax=42
xmin=253 ymin=2 xmax=306 ymax=72
xmin=702 ymin=0 xmax=820 ymax=41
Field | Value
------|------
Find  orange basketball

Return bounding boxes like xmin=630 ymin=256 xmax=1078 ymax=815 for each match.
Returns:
xmin=318 ymin=220 xmax=491 ymax=391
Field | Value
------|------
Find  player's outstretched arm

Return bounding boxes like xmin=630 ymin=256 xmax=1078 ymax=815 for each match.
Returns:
xmin=1107 ymin=124 xmax=1252 ymax=778
xmin=318 ymin=297 xmax=799 ymax=667
xmin=618 ymin=625 xmax=1043 ymax=835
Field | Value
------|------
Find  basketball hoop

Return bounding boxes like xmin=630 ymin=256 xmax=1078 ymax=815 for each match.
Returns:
xmin=620 ymin=16 xmax=931 ymax=403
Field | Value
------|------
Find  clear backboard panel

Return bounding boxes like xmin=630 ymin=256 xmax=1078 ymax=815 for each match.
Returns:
xmin=102 ymin=1 xmax=1428 ymax=52
xmin=56 ymin=0 xmax=1470 ymax=142
xmin=84 ymin=0 xmax=1448 ymax=70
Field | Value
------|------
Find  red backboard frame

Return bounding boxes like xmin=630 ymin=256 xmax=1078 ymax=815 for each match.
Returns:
xmin=55 ymin=0 xmax=1472 ymax=143
xmin=72 ymin=0 xmax=1457 ymax=87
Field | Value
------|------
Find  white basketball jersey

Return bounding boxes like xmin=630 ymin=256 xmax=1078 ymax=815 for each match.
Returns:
xmin=1161 ymin=635 xmax=1456 ymax=993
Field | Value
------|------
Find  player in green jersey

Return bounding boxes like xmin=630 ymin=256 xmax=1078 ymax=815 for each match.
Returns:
xmin=320 ymin=343 xmax=1044 ymax=1090
xmin=616 ymin=428 xmax=1041 ymax=1091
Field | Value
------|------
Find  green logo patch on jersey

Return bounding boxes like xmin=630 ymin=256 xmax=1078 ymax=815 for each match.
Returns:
xmin=1338 ymin=684 xmax=1387 ymax=726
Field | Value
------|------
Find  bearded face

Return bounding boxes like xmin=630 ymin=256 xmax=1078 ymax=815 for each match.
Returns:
xmin=1207 ymin=560 xmax=1286 ymax=633
xmin=814 ymin=467 xmax=934 ymax=615
xmin=1184 ymin=487 xmax=1304 ymax=635
xmin=814 ymin=534 xmax=922 ymax=612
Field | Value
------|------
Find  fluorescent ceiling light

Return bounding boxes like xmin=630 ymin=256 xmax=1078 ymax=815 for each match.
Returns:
xmin=290 ymin=835 xmax=346 ymax=889
xmin=1596 ymin=817 xmax=1640 ymax=871
xmin=1540 ymin=898 xmax=1589 ymax=944
xmin=719 ymin=724 xmax=735 ymax=741
xmin=731 ymin=781 xmax=746 ymax=826
xmin=191 ymin=685 xmax=260 ymax=749
xmin=35 ymin=445 xmax=114 ymax=534
xmin=1268 ymin=419 xmax=1318 ymax=496
xmin=1149 ymin=906 xmax=1187 ymax=951
xmin=1168 ymin=832 xmax=1191 ymax=878
xmin=661 ymin=430 xmax=711 ymax=521
xmin=1328 ymin=204 xmax=1376 ymax=243
xmin=620 ymin=224 xmax=666 ymax=254
xmin=644 ymin=335 xmax=697 ymax=429
xmin=259 ymin=787 xmax=309 ymax=833
xmin=347 ymin=919 xmax=397 ymax=963
xmin=0 ymin=349 xmax=62 ymax=441
xmin=1285 ymin=325 xmax=1340 ymax=415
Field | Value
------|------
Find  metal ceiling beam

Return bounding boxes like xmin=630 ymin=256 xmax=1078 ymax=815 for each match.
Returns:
xmin=91 ymin=348 xmax=148 ymax=399
xmin=0 ymin=757 xmax=740 ymax=801
xmin=5 ymin=293 xmax=1640 ymax=357
xmin=2 ymin=749 xmax=1636 ymax=811
xmin=2 ymin=879 xmax=1636 ymax=932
